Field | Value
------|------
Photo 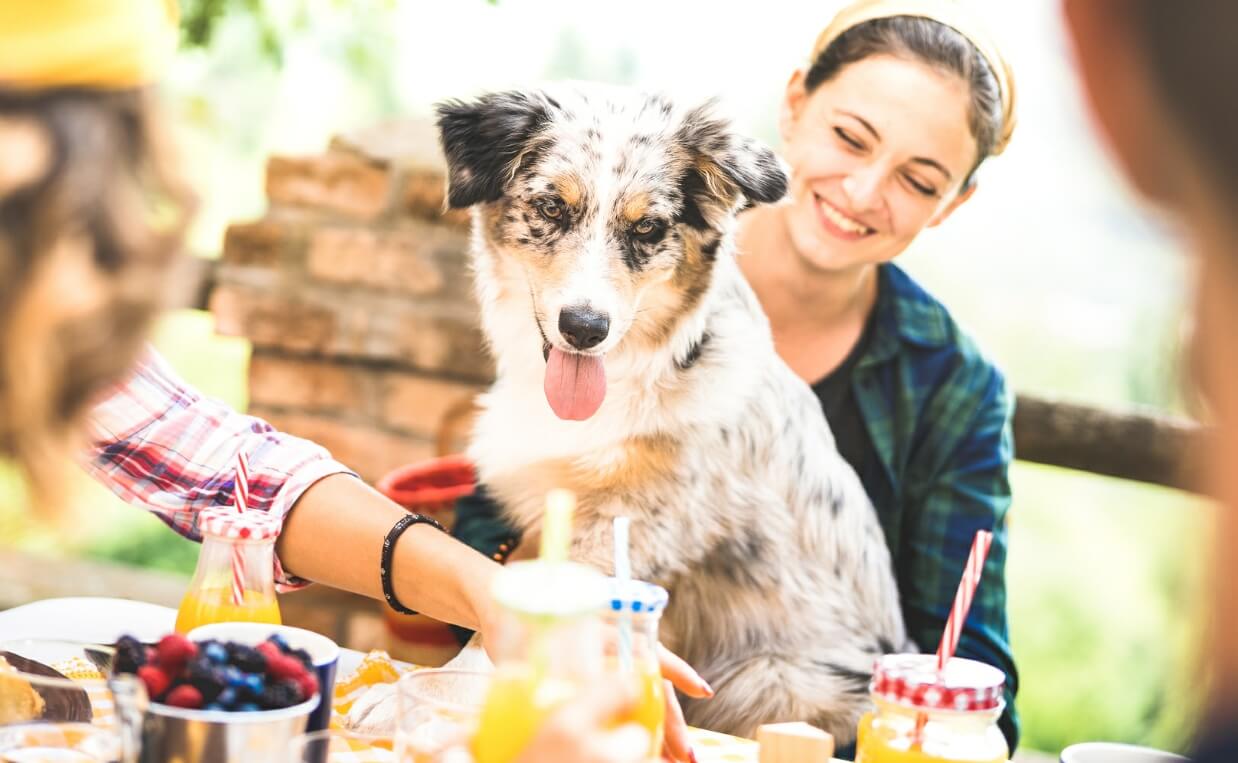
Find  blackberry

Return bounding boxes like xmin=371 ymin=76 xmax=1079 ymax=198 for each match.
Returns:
xmin=290 ymin=648 xmax=313 ymax=669
xmin=266 ymin=634 xmax=291 ymax=654
xmin=186 ymin=658 xmax=225 ymax=702
xmin=259 ymin=680 xmax=304 ymax=710
xmin=113 ymin=635 xmax=147 ymax=674
xmin=227 ymin=644 xmax=266 ymax=674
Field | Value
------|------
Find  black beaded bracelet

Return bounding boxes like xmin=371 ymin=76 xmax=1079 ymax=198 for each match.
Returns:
xmin=381 ymin=513 xmax=446 ymax=616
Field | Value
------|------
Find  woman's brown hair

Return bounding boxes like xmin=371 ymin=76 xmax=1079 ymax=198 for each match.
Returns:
xmin=805 ymin=16 xmax=1005 ymax=187
xmin=0 ymin=86 xmax=193 ymax=505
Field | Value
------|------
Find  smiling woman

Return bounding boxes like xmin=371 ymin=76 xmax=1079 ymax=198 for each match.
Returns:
xmin=730 ymin=0 xmax=1023 ymax=754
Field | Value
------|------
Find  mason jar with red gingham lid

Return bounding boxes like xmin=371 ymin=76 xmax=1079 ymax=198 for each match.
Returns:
xmin=174 ymin=508 xmax=284 ymax=633
xmin=856 ymin=653 xmax=1009 ymax=763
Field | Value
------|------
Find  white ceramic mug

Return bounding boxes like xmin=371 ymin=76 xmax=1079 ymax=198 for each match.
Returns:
xmin=1060 ymin=742 xmax=1190 ymax=763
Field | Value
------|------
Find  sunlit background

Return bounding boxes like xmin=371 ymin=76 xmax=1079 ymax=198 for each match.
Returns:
xmin=0 ymin=0 xmax=1212 ymax=755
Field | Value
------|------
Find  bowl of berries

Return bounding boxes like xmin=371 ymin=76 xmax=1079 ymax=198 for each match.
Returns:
xmin=110 ymin=625 xmax=335 ymax=763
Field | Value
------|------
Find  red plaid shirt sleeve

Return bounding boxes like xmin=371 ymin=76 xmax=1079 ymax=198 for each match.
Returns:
xmin=81 ymin=349 xmax=356 ymax=591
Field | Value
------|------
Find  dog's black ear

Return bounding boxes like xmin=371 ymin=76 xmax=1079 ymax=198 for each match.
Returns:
xmin=434 ymin=91 xmax=552 ymax=208
xmin=678 ymin=100 xmax=788 ymax=206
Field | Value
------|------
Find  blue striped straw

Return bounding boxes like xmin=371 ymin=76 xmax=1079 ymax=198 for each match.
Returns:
xmin=613 ymin=516 xmax=633 ymax=673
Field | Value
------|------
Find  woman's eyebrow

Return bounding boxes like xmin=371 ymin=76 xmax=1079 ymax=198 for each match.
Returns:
xmin=838 ymin=109 xmax=954 ymax=181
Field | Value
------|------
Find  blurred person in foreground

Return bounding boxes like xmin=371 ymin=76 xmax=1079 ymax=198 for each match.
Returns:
xmin=1063 ymin=1 xmax=1238 ymax=759
xmin=0 ymin=2 xmax=701 ymax=760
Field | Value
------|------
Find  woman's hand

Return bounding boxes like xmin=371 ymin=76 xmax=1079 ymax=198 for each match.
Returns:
xmin=513 ymin=683 xmax=651 ymax=763
xmin=659 ymin=644 xmax=712 ymax=763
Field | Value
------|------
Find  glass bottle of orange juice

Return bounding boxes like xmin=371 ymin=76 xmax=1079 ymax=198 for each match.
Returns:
xmin=602 ymin=578 xmax=667 ymax=760
xmin=856 ymin=654 xmax=1009 ymax=763
xmin=472 ymin=559 xmax=608 ymax=763
xmin=174 ymin=508 xmax=283 ymax=633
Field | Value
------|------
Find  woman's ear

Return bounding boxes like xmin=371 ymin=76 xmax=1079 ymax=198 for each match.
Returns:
xmin=928 ymin=181 xmax=977 ymax=228
xmin=779 ymin=69 xmax=809 ymax=145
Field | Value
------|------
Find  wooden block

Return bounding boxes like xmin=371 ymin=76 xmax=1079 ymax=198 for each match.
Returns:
xmin=757 ymin=722 xmax=835 ymax=763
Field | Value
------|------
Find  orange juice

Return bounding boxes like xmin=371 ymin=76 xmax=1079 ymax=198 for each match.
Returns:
xmin=859 ymin=655 xmax=1010 ymax=763
xmin=178 ymin=508 xmax=284 ymax=634
xmin=856 ymin=711 xmax=1007 ymax=763
xmin=175 ymin=587 xmax=281 ymax=634
xmin=472 ymin=665 xmax=575 ymax=763
xmin=611 ymin=658 xmax=665 ymax=758
xmin=471 ymin=662 xmax=665 ymax=763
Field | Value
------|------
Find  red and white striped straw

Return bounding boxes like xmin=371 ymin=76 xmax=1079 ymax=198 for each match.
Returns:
xmin=936 ymin=529 xmax=994 ymax=670
xmin=914 ymin=529 xmax=994 ymax=744
xmin=229 ymin=452 xmax=252 ymax=606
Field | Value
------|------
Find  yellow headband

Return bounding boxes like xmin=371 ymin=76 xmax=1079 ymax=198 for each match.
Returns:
xmin=0 ymin=0 xmax=179 ymax=90
xmin=811 ymin=0 xmax=1017 ymax=155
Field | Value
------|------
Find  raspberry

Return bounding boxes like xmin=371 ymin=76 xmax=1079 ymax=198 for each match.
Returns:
xmin=294 ymin=671 xmax=319 ymax=700
xmin=266 ymin=654 xmax=306 ymax=683
xmin=165 ymin=684 xmax=204 ymax=710
xmin=256 ymin=641 xmax=282 ymax=663
xmin=154 ymin=634 xmax=198 ymax=672
xmin=137 ymin=665 xmax=171 ymax=700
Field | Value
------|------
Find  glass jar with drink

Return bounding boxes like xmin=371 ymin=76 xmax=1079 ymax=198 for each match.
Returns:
xmin=602 ymin=578 xmax=668 ymax=760
xmin=471 ymin=558 xmax=608 ymax=763
xmin=856 ymin=653 xmax=1008 ymax=763
xmin=175 ymin=507 xmax=283 ymax=633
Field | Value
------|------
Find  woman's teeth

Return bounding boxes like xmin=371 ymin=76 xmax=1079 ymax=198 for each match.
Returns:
xmin=819 ymin=199 xmax=872 ymax=235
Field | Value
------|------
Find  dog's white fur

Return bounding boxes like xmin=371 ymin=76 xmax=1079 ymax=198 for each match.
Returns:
xmin=437 ymin=85 xmax=911 ymax=742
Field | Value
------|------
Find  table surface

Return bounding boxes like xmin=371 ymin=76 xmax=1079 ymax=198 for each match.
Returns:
xmin=0 ymin=597 xmax=773 ymax=762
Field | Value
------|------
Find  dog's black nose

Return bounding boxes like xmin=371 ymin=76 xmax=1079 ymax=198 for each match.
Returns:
xmin=558 ymin=306 xmax=610 ymax=350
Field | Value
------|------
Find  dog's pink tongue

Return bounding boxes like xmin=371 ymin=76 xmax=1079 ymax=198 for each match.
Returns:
xmin=544 ymin=348 xmax=607 ymax=421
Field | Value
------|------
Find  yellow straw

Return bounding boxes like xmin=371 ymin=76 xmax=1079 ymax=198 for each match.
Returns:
xmin=539 ymin=489 xmax=575 ymax=562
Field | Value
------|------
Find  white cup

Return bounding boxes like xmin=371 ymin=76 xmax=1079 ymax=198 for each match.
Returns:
xmin=1060 ymin=742 xmax=1190 ymax=763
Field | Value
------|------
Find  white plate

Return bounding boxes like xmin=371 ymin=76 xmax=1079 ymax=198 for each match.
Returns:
xmin=0 ymin=597 xmax=175 ymax=643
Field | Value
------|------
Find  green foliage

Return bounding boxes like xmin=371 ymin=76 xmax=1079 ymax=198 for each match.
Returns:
xmin=82 ymin=513 xmax=200 ymax=576
xmin=180 ymin=0 xmax=286 ymax=61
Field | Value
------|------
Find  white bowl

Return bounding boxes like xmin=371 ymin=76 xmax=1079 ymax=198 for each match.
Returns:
xmin=1060 ymin=742 xmax=1190 ymax=763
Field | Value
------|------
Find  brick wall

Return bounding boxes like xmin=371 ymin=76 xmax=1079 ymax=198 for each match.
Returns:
xmin=210 ymin=120 xmax=490 ymax=488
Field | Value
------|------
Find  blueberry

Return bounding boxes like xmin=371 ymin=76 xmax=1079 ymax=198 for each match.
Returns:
xmin=204 ymin=643 xmax=229 ymax=665
xmin=216 ymin=687 xmax=238 ymax=708
xmin=242 ymin=674 xmax=265 ymax=699
xmin=267 ymin=634 xmax=290 ymax=653
xmin=205 ymin=702 xmax=225 ymax=712
xmin=224 ymin=666 xmax=247 ymax=689
xmin=238 ymin=702 xmax=261 ymax=712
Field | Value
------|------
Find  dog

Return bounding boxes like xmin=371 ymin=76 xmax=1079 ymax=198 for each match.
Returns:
xmin=435 ymin=85 xmax=911 ymax=742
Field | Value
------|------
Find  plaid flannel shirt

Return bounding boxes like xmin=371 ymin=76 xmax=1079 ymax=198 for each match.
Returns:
xmin=82 ymin=349 xmax=354 ymax=590
xmin=453 ymin=262 xmax=1019 ymax=750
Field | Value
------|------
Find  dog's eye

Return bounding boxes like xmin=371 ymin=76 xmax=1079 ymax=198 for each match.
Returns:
xmin=633 ymin=219 xmax=663 ymax=237
xmin=537 ymin=199 xmax=564 ymax=221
